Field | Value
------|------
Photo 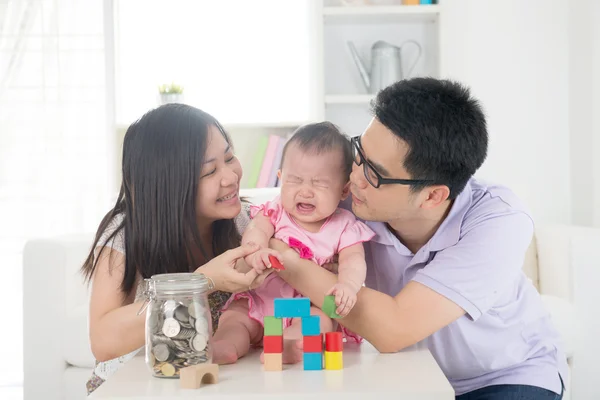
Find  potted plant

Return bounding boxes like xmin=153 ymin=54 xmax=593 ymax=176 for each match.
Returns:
xmin=158 ymin=82 xmax=184 ymax=105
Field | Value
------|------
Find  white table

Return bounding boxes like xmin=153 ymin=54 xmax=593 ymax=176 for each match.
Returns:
xmin=89 ymin=342 xmax=454 ymax=399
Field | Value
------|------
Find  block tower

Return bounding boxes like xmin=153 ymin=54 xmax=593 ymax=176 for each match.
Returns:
xmin=263 ymin=297 xmax=343 ymax=371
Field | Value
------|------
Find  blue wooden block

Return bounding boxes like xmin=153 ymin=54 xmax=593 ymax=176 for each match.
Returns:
xmin=303 ymin=352 xmax=323 ymax=370
xmin=301 ymin=315 xmax=320 ymax=336
xmin=274 ymin=298 xmax=310 ymax=318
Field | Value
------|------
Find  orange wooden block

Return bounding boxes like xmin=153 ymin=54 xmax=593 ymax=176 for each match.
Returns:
xmin=180 ymin=363 xmax=219 ymax=389
xmin=264 ymin=353 xmax=283 ymax=371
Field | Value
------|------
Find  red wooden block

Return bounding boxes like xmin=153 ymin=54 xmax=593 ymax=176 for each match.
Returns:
xmin=263 ymin=335 xmax=283 ymax=353
xmin=269 ymin=255 xmax=285 ymax=270
xmin=303 ymin=334 xmax=323 ymax=353
xmin=325 ymin=332 xmax=343 ymax=352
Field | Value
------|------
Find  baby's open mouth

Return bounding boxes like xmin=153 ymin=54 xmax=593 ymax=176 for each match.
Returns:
xmin=296 ymin=203 xmax=315 ymax=213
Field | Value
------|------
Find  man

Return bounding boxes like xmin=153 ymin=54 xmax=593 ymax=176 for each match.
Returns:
xmin=270 ymin=78 xmax=566 ymax=399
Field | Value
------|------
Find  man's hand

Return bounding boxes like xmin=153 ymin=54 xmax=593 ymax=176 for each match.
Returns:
xmin=326 ymin=281 xmax=359 ymax=317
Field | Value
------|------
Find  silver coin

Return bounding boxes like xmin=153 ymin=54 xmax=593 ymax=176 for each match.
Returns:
xmin=162 ymin=300 xmax=179 ymax=317
xmin=174 ymin=306 xmax=190 ymax=323
xmin=151 ymin=334 xmax=174 ymax=347
xmin=162 ymin=317 xmax=181 ymax=338
xmin=153 ymin=343 xmax=171 ymax=362
xmin=173 ymin=327 xmax=195 ymax=340
xmin=190 ymin=334 xmax=208 ymax=352
xmin=188 ymin=301 xmax=206 ymax=319
xmin=194 ymin=316 xmax=209 ymax=334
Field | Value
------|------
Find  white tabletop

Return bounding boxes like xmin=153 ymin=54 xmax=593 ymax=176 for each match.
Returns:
xmin=89 ymin=342 xmax=454 ymax=399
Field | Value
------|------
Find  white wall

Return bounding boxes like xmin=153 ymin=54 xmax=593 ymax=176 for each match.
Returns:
xmin=593 ymin=1 xmax=600 ymax=228
xmin=569 ymin=0 xmax=595 ymax=226
xmin=568 ymin=0 xmax=600 ymax=228
xmin=439 ymin=0 xmax=571 ymax=224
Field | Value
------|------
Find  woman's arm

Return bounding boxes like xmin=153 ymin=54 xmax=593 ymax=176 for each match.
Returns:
xmin=88 ymin=249 xmax=145 ymax=362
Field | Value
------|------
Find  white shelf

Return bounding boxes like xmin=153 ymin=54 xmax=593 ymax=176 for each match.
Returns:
xmin=323 ymin=5 xmax=440 ymax=23
xmin=325 ymin=94 xmax=375 ymax=105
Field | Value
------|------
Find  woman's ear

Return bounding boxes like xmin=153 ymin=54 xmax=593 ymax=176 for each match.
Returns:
xmin=341 ymin=182 xmax=351 ymax=200
xmin=277 ymin=170 xmax=282 ymax=180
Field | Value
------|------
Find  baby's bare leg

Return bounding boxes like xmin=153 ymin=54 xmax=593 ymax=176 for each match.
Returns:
xmin=281 ymin=306 xmax=334 ymax=364
xmin=212 ymin=299 xmax=262 ymax=365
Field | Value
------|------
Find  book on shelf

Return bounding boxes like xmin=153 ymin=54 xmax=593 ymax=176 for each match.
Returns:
xmin=248 ymin=133 xmax=290 ymax=188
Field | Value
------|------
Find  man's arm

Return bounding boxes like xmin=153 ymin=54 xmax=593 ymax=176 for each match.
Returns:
xmin=271 ymin=239 xmax=464 ymax=352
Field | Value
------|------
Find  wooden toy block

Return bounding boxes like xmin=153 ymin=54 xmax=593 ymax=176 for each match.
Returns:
xmin=263 ymin=316 xmax=283 ymax=336
xmin=303 ymin=334 xmax=323 ymax=353
xmin=268 ymin=254 xmax=285 ymax=270
xmin=322 ymin=295 xmax=341 ymax=319
xmin=274 ymin=298 xmax=310 ymax=318
xmin=264 ymin=352 xmax=283 ymax=371
xmin=263 ymin=335 xmax=284 ymax=353
xmin=303 ymin=352 xmax=323 ymax=370
xmin=301 ymin=315 xmax=320 ymax=336
xmin=324 ymin=351 xmax=343 ymax=370
xmin=180 ymin=363 xmax=219 ymax=389
xmin=325 ymin=332 xmax=343 ymax=352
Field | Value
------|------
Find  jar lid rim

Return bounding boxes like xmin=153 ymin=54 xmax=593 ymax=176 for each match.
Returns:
xmin=147 ymin=272 xmax=208 ymax=294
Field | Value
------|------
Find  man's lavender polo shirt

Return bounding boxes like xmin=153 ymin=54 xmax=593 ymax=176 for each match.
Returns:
xmin=363 ymin=179 xmax=568 ymax=396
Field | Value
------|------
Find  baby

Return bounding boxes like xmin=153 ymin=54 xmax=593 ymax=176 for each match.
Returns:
xmin=212 ymin=122 xmax=374 ymax=365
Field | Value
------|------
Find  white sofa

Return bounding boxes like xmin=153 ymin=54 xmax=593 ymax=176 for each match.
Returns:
xmin=23 ymin=187 xmax=600 ymax=399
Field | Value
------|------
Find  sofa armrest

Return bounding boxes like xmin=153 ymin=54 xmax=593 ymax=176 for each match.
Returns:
xmin=534 ymin=224 xmax=600 ymax=300
xmin=569 ymin=233 xmax=600 ymax=399
xmin=23 ymin=235 xmax=94 ymax=400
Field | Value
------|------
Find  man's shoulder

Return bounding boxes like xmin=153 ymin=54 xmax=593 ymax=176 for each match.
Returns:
xmin=462 ymin=178 xmax=534 ymax=232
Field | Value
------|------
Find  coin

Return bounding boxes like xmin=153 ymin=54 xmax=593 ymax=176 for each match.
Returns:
xmin=194 ymin=316 xmax=209 ymax=334
xmin=188 ymin=301 xmax=206 ymax=319
xmin=153 ymin=343 xmax=171 ymax=362
xmin=190 ymin=334 xmax=208 ymax=352
xmin=162 ymin=318 xmax=181 ymax=337
xmin=172 ymin=327 xmax=195 ymax=340
xmin=162 ymin=300 xmax=178 ymax=317
xmin=174 ymin=305 xmax=190 ymax=323
xmin=160 ymin=362 xmax=176 ymax=377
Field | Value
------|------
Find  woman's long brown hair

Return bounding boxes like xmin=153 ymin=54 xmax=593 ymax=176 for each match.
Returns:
xmin=81 ymin=104 xmax=240 ymax=297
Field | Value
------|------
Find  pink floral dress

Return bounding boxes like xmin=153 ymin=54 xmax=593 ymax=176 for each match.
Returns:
xmin=223 ymin=195 xmax=374 ymax=342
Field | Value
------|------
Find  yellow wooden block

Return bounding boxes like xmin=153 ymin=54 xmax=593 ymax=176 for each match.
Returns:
xmin=264 ymin=353 xmax=283 ymax=371
xmin=324 ymin=351 xmax=343 ymax=370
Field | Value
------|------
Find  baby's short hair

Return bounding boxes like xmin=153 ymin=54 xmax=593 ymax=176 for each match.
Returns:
xmin=281 ymin=122 xmax=353 ymax=178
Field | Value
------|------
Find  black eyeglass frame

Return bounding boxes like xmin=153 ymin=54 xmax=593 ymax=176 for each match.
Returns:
xmin=351 ymin=136 xmax=435 ymax=189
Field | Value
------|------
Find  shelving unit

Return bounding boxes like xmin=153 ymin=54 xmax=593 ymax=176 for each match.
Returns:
xmin=323 ymin=5 xmax=440 ymax=23
xmin=315 ymin=1 xmax=441 ymax=136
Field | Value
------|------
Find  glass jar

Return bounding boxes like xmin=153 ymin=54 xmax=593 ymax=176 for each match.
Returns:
xmin=142 ymin=273 xmax=213 ymax=378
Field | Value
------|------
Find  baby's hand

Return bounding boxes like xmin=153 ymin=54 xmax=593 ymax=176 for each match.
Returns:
xmin=247 ymin=248 xmax=282 ymax=274
xmin=326 ymin=282 xmax=359 ymax=317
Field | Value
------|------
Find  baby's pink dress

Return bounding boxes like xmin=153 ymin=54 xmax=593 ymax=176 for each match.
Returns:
xmin=223 ymin=195 xmax=375 ymax=342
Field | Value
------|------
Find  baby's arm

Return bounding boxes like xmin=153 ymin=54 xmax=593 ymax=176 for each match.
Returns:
xmin=327 ymin=243 xmax=367 ymax=317
xmin=241 ymin=213 xmax=279 ymax=273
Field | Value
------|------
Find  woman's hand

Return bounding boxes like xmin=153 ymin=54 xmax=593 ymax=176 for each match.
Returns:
xmin=194 ymin=244 xmax=269 ymax=293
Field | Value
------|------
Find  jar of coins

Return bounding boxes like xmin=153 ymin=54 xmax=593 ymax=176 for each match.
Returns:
xmin=142 ymin=273 xmax=212 ymax=378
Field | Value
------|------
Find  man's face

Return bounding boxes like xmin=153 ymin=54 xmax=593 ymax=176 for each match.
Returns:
xmin=349 ymin=118 xmax=421 ymax=224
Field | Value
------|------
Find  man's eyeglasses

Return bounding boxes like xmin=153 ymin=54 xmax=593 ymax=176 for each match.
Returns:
xmin=351 ymin=136 xmax=434 ymax=189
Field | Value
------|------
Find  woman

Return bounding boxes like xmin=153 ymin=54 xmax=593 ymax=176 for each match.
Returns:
xmin=80 ymin=104 xmax=268 ymax=394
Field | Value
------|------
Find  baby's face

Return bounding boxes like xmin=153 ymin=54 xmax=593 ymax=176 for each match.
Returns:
xmin=278 ymin=144 xmax=349 ymax=225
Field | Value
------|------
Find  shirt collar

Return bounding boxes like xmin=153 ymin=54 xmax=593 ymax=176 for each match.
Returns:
xmin=365 ymin=180 xmax=473 ymax=254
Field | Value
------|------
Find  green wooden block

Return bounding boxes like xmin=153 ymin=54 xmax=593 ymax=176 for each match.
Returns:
xmin=323 ymin=295 xmax=341 ymax=319
xmin=264 ymin=316 xmax=283 ymax=336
